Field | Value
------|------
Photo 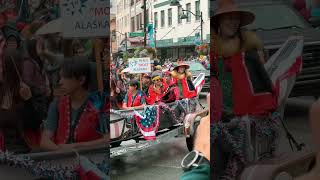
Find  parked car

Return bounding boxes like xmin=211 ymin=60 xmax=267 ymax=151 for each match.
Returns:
xmin=211 ymin=0 xmax=320 ymax=97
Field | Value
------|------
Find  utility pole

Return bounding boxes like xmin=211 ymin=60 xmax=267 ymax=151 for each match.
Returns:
xmin=125 ymin=32 xmax=128 ymax=52
xmin=200 ymin=11 xmax=203 ymax=43
xmin=143 ymin=0 xmax=147 ymax=47
xmin=154 ymin=28 xmax=157 ymax=50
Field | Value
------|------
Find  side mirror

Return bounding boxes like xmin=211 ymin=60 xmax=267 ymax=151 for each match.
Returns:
xmin=309 ymin=17 xmax=320 ymax=28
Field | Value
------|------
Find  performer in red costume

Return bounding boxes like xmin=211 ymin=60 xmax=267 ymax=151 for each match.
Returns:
xmin=171 ymin=63 xmax=197 ymax=99
xmin=40 ymin=57 xmax=108 ymax=151
xmin=146 ymin=71 xmax=169 ymax=105
xmin=122 ymin=79 xmax=146 ymax=109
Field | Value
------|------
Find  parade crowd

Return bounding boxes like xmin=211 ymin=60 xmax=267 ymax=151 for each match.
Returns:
xmin=110 ymin=56 xmax=203 ymax=110
xmin=0 ymin=19 xmax=108 ymax=153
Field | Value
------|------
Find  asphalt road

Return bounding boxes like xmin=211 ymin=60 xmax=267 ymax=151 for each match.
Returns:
xmin=110 ymin=96 xmax=316 ymax=180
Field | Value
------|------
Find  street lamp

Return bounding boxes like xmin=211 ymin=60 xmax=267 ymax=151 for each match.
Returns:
xmin=170 ymin=0 xmax=204 ymax=43
xmin=170 ymin=0 xmax=180 ymax=6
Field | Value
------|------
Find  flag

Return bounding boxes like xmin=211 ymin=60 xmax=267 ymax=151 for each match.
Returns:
xmin=264 ymin=36 xmax=304 ymax=107
xmin=133 ymin=106 xmax=160 ymax=140
xmin=192 ymin=73 xmax=205 ymax=95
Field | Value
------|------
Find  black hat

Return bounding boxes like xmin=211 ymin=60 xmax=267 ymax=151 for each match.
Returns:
xmin=129 ymin=79 xmax=139 ymax=88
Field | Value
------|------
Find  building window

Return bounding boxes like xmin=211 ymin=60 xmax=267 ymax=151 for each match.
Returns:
xmin=186 ymin=3 xmax=191 ymax=22
xmin=131 ymin=17 xmax=135 ymax=32
xmin=161 ymin=10 xmax=165 ymax=27
xmin=154 ymin=12 xmax=158 ymax=28
xmin=168 ymin=8 xmax=172 ymax=26
xmin=136 ymin=15 xmax=140 ymax=31
xmin=140 ymin=13 xmax=143 ymax=29
xmin=195 ymin=1 xmax=200 ymax=20
xmin=146 ymin=9 xmax=149 ymax=24
xmin=178 ymin=5 xmax=182 ymax=24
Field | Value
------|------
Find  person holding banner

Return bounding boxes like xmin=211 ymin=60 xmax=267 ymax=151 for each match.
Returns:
xmin=122 ymin=79 xmax=146 ymax=109
xmin=171 ymin=63 xmax=197 ymax=100
xmin=40 ymin=57 xmax=107 ymax=151
xmin=146 ymin=71 xmax=169 ymax=105
xmin=141 ymin=73 xmax=152 ymax=95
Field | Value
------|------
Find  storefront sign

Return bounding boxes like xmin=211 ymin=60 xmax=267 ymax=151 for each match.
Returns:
xmin=60 ymin=0 xmax=109 ymax=38
xmin=129 ymin=32 xmax=145 ymax=37
xmin=128 ymin=57 xmax=151 ymax=74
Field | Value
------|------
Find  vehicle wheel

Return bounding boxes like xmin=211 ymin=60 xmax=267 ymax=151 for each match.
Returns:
xmin=111 ymin=141 xmax=122 ymax=148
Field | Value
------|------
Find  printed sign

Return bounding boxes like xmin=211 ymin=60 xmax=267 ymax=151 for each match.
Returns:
xmin=60 ymin=0 xmax=110 ymax=38
xmin=128 ymin=58 xmax=151 ymax=74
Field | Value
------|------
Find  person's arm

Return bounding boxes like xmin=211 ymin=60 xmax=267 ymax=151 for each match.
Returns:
xmin=257 ymin=50 xmax=266 ymax=64
xmin=22 ymin=60 xmax=35 ymax=87
xmin=40 ymin=130 xmax=59 ymax=151
xmin=71 ymin=134 xmax=109 ymax=149
xmin=39 ymin=49 xmax=64 ymax=65
xmin=310 ymin=100 xmax=320 ymax=167
xmin=180 ymin=115 xmax=210 ymax=180
xmin=180 ymin=163 xmax=210 ymax=180
xmin=39 ymin=100 xmax=59 ymax=151
xmin=242 ymin=30 xmax=266 ymax=64
xmin=122 ymin=93 xmax=128 ymax=108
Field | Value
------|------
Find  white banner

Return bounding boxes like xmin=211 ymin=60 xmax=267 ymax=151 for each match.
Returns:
xmin=128 ymin=58 xmax=152 ymax=74
xmin=60 ymin=0 xmax=109 ymax=38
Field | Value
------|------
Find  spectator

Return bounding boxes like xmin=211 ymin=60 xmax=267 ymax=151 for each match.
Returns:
xmin=180 ymin=93 xmax=210 ymax=180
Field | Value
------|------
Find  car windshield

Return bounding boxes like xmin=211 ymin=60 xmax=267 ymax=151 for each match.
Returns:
xmin=241 ymin=4 xmax=309 ymax=30
xmin=188 ymin=62 xmax=206 ymax=71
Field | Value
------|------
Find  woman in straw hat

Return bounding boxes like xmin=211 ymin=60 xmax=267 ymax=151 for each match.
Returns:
xmin=171 ymin=62 xmax=197 ymax=100
xmin=211 ymin=0 xmax=280 ymax=178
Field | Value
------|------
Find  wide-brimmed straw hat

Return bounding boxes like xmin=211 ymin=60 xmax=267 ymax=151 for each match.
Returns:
xmin=211 ymin=0 xmax=255 ymax=28
xmin=173 ymin=62 xmax=190 ymax=71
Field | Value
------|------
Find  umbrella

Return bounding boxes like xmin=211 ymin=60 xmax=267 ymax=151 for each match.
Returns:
xmin=35 ymin=18 xmax=62 ymax=36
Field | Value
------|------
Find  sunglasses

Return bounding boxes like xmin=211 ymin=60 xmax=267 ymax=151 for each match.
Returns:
xmin=153 ymin=79 xmax=161 ymax=82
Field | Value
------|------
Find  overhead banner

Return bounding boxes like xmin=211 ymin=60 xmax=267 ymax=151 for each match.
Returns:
xmin=60 ymin=0 xmax=110 ymax=38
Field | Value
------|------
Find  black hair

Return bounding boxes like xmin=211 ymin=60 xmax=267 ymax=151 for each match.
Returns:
xmin=60 ymin=56 xmax=90 ymax=89
xmin=129 ymin=79 xmax=139 ymax=89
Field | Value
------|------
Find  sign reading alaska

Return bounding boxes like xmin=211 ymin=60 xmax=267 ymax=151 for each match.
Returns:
xmin=60 ymin=0 xmax=109 ymax=38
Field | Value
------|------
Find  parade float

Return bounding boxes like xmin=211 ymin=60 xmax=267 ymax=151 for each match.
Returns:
xmin=110 ymin=46 xmax=208 ymax=156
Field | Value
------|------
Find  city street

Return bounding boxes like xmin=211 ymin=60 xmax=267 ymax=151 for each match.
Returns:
xmin=110 ymin=96 xmax=316 ymax=180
